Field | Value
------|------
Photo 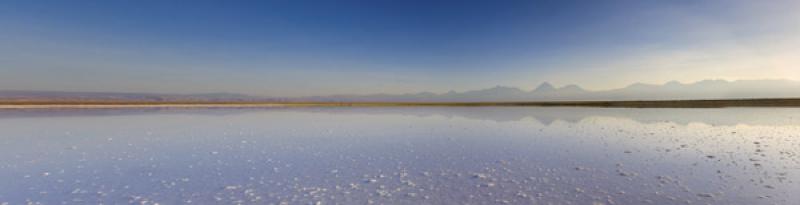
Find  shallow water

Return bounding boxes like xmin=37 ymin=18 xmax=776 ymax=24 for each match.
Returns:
xmin=0 ymin=107 xmax=798 ymax=204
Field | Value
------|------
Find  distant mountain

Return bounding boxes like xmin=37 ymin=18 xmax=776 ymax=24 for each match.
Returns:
xmin=3 ymin=79 xmax=800 ymax=102
xmin=0 ymin=90 xmax=266 ymax=102
xmin=559 ymin=84 xmax=585 ymax=93
xmin=301 ymin=79 xmax=800 ymax=102
xmin=533 ymin=82 xmax=557 ymax=92
xmin=595 ymin=79 xmax=800 ymax=101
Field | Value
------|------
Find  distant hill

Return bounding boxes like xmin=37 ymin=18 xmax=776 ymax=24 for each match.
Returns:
xmin=3 ymin=79 xmax=800 ymax=102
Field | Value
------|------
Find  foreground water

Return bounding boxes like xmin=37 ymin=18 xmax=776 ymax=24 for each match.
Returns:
xmin=0 ymin=107 xmax=798 ymax=205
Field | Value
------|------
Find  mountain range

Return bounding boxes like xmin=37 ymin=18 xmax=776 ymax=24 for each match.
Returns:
xmin=0 ymin=90 xmax=262 ymax=102
xmin=301 ymin=79 xmax=800 ymax=102
xmin=2 ymin=79 xmax=800 ymax=102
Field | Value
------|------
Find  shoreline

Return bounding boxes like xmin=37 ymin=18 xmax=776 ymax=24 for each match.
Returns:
xmin=2 ymin=98 xmax=800 ymax=109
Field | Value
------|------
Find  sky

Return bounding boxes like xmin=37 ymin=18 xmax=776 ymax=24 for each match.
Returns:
xmin=1 ymin=0 xmax=799 ymax=97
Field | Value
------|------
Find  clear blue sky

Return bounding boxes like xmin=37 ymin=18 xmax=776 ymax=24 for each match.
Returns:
xmin=1 ymin=0 xmax=798 ymax=96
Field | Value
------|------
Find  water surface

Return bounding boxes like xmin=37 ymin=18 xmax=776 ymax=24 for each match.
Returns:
xmin=1 ymin=107 xmax=798 ymax=204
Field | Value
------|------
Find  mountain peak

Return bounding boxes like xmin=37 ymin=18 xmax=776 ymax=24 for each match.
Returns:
xmin=534 ymin=82 xmax=556 ymax=92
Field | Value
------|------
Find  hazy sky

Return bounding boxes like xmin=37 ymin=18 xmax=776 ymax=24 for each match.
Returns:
xmin=1 ymin=0 xmax=799 ymax=97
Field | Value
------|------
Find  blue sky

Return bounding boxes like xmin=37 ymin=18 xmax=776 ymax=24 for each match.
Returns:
xmin=1 ymin=0 xmax=798 ymax=96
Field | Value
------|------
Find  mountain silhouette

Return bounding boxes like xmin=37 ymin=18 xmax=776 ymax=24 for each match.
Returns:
xmin=3 ymin=79 xmax=800 ymax=102
xmin=533 ymin=82 xmax=557 ymax=92
xmin=301 ymin=79 xmax=800 ymax=102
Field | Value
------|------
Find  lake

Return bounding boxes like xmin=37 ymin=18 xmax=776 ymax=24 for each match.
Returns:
xmin=1 ymin=107 xmax=798 ymax=204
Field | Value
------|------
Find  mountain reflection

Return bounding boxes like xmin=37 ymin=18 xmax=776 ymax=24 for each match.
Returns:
xmin=2 ymin=107 xmax=799 ymax=127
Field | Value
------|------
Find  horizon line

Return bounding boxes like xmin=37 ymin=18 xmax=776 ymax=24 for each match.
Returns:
xmin=1 ymin=78 xmax=797 ymax=98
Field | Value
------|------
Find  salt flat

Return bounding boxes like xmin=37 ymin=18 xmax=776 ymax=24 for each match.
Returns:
xmin=0 ymin=107 xmax=797 ymax=204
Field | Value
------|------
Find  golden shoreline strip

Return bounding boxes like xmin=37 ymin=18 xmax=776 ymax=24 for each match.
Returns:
xmin=1 ymin=98 xmax=800 ymax=109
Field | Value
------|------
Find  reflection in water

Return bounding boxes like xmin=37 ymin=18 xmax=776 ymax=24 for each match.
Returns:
xmin=3 ymin=106 xmax=798 ymax=126
xmin=0 ymin=107 xmax=798 ymax=204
